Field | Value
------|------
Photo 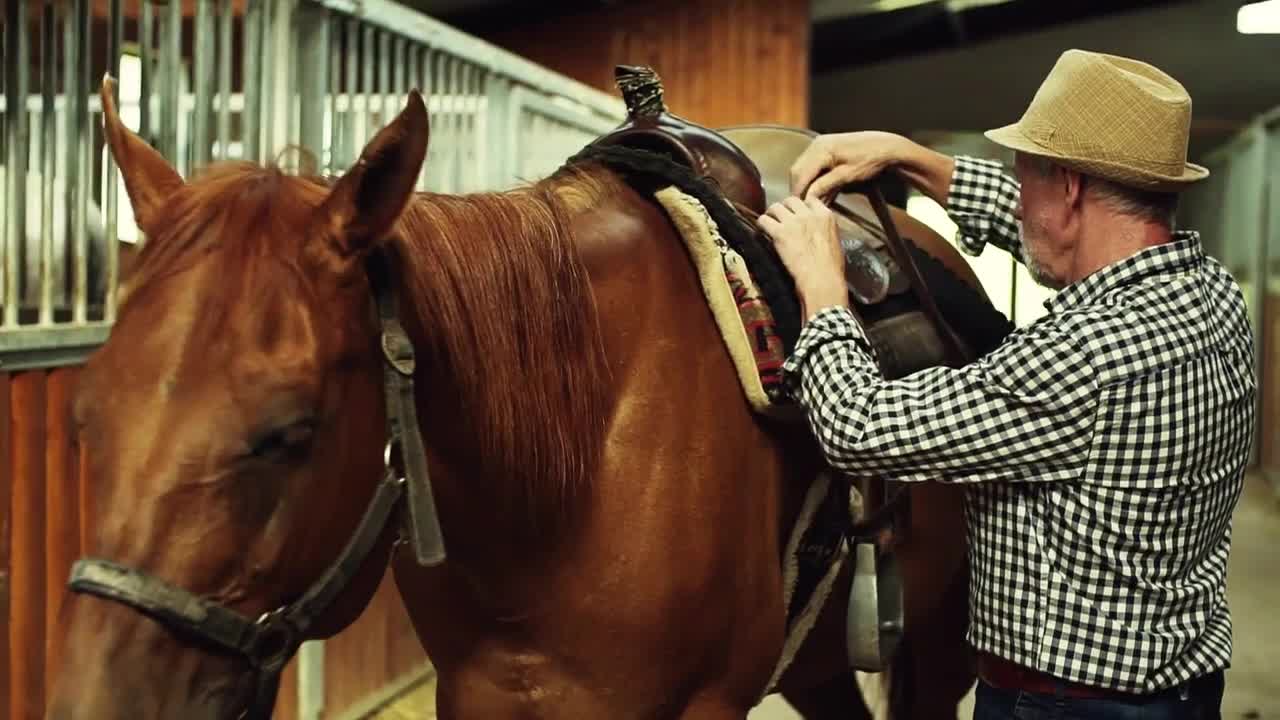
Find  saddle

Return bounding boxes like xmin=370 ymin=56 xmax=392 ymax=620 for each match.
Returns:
xmin=588 ymin=65 xmax=970 ymax=372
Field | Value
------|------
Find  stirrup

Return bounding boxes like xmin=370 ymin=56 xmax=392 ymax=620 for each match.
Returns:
xmin=845 ymin=489 xmax=905 ymax=671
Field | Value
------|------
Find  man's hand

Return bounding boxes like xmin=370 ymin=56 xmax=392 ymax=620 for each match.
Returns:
xmin=789 ymin=131 xmax=909 ymax=201
xmin=756 ymin=197 xmax=848 ymax=321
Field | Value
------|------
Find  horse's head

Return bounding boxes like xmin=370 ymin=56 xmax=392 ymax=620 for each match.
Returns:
xmin=47 ymin=78 xmax=430 ymax=720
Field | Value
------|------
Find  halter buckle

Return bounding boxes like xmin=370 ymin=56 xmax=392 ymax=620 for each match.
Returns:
xmin=252 ymin=608 xmax=301 ymax=673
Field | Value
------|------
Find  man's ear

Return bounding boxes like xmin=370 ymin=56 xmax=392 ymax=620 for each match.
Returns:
xmin=312 ymin=90 xmax=429 ymax=265
xmin=1063 ymin=168 xmax=1086 ymax=211
xmin=99 ymin=74 xmax=184 ymax=232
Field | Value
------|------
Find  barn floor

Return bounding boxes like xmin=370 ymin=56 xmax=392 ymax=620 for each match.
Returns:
xmin=366 ymin=476 xmax=1280 ymax=720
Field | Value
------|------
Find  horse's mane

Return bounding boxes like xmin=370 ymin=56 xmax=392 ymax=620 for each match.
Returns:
xmin=392 ymin=163 xmax=617 ymax=537
xmin=121 ymin=158 xmax=620 ymax=540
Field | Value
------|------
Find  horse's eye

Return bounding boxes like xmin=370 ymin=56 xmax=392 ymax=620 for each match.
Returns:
xmin=247 ymin=419 xmax=316 ymax=461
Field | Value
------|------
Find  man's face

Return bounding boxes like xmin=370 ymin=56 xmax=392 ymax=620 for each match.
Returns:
xmin=1013 ymin=153 xmax=1072 ymax=290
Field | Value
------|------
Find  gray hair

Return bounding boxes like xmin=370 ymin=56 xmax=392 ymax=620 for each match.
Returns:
xmin=1019 ymin=153 xmax=1178 ymax=228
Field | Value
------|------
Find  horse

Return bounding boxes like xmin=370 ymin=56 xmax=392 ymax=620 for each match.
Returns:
xmin=46 ymin=78 xmax=985 ymax=719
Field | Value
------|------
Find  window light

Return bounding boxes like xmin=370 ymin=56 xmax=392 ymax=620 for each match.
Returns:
xmin=1238 ymin=0 xmax=1280 ymax=34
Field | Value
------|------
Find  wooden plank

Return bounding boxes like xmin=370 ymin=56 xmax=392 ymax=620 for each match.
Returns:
xmin=79 ymin=408 xmax=93 ymax=555
xmin=0 ymin=373 xmax=12 ymax=716
xmin=44 ymin=368 xmax=80 ymax=684
xmin=10 ymin=372 xmax=48 ymax=720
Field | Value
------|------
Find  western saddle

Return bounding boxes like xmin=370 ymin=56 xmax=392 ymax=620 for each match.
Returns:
xmin=589 ymin=65 xmax=968 ymax=369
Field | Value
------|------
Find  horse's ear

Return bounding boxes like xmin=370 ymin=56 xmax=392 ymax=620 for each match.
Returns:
xmin=99 ymin=74 xmax=184 ymax=231
xmin=313 ymin=90 xmax=429 ymax=264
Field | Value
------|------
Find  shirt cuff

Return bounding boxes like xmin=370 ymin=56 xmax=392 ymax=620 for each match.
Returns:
xmin=782 ymin=306 xmax=877 ymax=400
xmin=947 ymin=156 xmax=1008 ymax=256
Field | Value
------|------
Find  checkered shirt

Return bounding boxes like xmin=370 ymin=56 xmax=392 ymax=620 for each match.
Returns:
xmin=782 ymin=156 xmax=1256 ymax=693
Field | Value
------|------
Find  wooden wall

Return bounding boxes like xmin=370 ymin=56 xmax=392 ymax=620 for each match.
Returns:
xmin=483 ymin=0 xmax=812 ymax=129
xmin=3 ymin=368 xmax=85 ymax=720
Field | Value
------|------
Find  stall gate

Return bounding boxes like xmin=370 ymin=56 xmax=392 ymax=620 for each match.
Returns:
xmin=0 ymin=2 xmax=624 ymax=718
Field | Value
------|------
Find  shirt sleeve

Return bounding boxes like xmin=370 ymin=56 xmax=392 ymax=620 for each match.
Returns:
xmin=781 ymin=306 xmax=1097 ymax=483
xmin=947 ymin=156 xmax=1025 ymax=264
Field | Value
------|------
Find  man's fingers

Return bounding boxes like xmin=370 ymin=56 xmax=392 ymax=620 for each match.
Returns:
xmin=756 ymin=213 xmax=781 ymax=231
xmin=805 ymin=164 xmax=860 ymax=203
xmin=783 ymin=195 xmax=808 ymax=214
xmin=764 ymin=200 xmax=794 ymax=222
xmin=789 ymin=144 xmax=834 ymax=197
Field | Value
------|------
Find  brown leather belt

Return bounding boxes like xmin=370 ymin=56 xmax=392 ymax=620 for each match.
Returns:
xmin=976 ymin=653 xmax=1139 ymax=701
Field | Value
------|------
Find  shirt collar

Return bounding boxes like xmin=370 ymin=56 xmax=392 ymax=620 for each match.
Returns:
xmin=1046 ymin=231 xmax=1204 ymax=313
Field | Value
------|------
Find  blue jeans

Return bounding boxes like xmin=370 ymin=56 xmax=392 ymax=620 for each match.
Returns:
xmin=973 ymin=672 xmax=1224 ymax=720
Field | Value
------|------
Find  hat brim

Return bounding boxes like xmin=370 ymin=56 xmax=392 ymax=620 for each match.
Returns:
xmin=984 ymin=123 xmax=1209 ymax=192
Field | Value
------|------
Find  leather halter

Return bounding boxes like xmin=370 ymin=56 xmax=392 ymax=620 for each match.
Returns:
xmin=65 ymin=252 xmax=447 ymax=720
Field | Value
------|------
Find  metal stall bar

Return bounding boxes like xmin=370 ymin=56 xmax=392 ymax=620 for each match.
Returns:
xmin=376 ymin=30 xmax=390 ymax=129
xmin=308 ymin=0 xmax=624 ymax=123
xmin=484 ymin=73 xmax=512 ymax=190
xmin=217 ymin=0 xmax=234 ymax=160
xmin=391 ymin=33 xmax=404 ymax=114
xmin=360 ymin=23 xmax=375 ymax=149
xmin=434 ymin=52 xmax=452 ymax=192
xmin=192 ymin=0 xmax=216 ymax=170
xmin=104 ymin=0 xmax=124 ymax=322
xmin=297 ymin=3 xmax=330 ymax=165
xmin=424 ymin=47 xmax=440 ymax=190
xmin=4 ymin=0 xmax=28 ymax=327
xmin=39 ymin=3 xmax=56 ymax=326
xmin=243 ymin=0 xmax=265 ymax=163
xmin=446 ymin=54 xmax=462 ymax=192
xmin=328 ymin=15 xmax=343 ymax=174
xmin=72 ymin=0 xmax=91 ymax=323
xmin=414 ymin=43 xmax=430 ymax=190
xmin=264 ymin=0 xmax=297 ymax=163
xmin=342 ymin=16 xmax=360 ymax=170
xmin=159 ymin=0 xmax=182 ymax=165
xmin=62 ymin=2 xmax=79 ymax=319
xmin=462 ymin=62 xmax=480 ymax=192
xmin=140 ymin=1 xmax=154 ymax=140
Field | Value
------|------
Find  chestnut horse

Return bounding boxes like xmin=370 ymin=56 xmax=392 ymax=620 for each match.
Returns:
xmin=47 ymin=83 xmax=979 ymax=719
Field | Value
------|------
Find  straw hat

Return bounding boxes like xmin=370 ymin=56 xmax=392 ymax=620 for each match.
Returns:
xmin=985 ymin=49 xmax=1209 ymax=192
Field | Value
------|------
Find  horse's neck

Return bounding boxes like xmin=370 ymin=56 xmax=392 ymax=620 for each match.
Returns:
xmin=389 ymin=191 xmax=614 ymax=588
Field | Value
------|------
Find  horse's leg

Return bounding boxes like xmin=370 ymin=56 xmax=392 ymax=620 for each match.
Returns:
xmin=774 ymin=564 xmax=874 ymax=720
xmin=781 ymin=671 xmax=872 ymax=720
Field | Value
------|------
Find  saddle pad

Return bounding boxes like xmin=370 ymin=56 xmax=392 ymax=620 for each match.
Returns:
xmin=653 ymin=186 xmax=799 ymax=420
xmin=763 ymin=471 xmax=852 ymax=696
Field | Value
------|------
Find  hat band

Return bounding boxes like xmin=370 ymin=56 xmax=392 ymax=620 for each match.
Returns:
xmin=1022 ymin=120 xmax=1189 ymax=173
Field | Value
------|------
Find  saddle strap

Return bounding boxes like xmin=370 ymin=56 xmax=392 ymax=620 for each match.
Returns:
xmin=845 ymin=183 xmax=971 ymax=367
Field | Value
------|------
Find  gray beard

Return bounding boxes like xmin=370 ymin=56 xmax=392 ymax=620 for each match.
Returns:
xmin=1020 ymin=236 xmax=1066 ymax=291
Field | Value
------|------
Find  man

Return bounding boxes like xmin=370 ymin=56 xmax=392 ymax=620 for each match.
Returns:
xmin=756 ymin=49 xmax=1255 ymax=719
